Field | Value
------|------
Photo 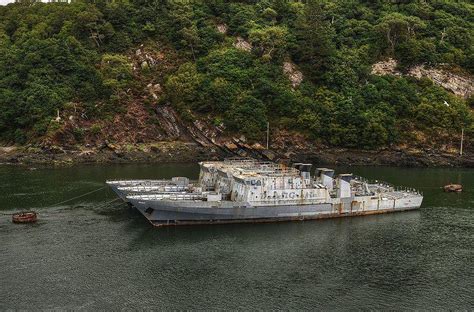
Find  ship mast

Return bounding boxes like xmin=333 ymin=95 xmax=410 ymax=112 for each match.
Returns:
xmin=266 ymin=122 xmax=270 ymax=149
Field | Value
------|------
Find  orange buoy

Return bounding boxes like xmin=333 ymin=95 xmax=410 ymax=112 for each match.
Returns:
xmin=12 ymin=212 xmax=37 ymax=224
xmin=443 ymin=184 xmax=463 ymax=193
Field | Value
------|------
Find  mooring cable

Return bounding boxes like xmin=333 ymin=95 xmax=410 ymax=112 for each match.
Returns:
xmin=49 ymin=186 xmax=107 ymax=207
xmin=93 ymin=197 xmax=122 ymax=210
xmin=1 ymin=186 xmax=127 ymax=218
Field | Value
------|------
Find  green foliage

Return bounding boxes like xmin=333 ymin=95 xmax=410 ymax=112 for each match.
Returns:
xmin=0 ymin=0 xmax=472 ymax=149
xmin=293 ymin=0 xmax=335 ymax=82
xmin=89 ymin=123 xmax=102 ymax=135
xmin=99 ymin=53 xmax=132 ymax=92
xmin=225 ymin=94 xmax=267 ymax=139
xmin=375 ymin=13 xmax=426 ymax=56
xmin=165 ymin=62 xmax=204 ymax=113
xmin=248 ymin=26 xmax=288 ymax=61
xmin=0 ymin=7 xmax=104 ymax=142
xmin=71 ymin=126 xmax=85 ymax=142
xmin=227 ymin=3 xmax=259 ymax=36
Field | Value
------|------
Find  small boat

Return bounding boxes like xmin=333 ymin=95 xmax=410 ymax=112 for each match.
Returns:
xmin=443 ymin=184 xmax=462 ymax=193
xmin=12 ymin=211 xmax=38 ymax=224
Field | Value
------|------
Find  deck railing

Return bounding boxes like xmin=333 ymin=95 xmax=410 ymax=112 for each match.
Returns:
xmin=128 ymin=193 xmax=204 ymax=201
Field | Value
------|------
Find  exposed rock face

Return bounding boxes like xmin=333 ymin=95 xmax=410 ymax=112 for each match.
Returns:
xmin=147 ymin=83 xmax=162 ymax=100
xmin=371 ymin=58 xmax=401 ymax=76
xmin=155 ymin=105 xmax=182 ymax=140
xmin=0 ymin=146 xmax=17 ymax=153
xmin=371 ymin=58 xmax=473 ymax=98
xmin=189 ymin=120 xmax=219 ymax=147
xmin=131 ymin=44 xmax=166 ymax=72
xmin=234 ymin=37 xmax=252 ymax=52
xmin=283 ymin=61 xmax=303 ymax=88
xmin=409 ymin=66 xmax=473 ymax=98
xmin=105 ymin=101 xmax=166 ymax=144
xmin=216 ymin=23 xmax=227 ymax=34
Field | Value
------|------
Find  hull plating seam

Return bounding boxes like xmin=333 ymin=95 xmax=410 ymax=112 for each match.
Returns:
xmin=146 ymin=207 xmax=420 ymax=227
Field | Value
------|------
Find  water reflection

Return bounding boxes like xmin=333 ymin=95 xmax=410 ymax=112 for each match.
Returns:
xmin=0 ymin=164 xmax=472 ymax=310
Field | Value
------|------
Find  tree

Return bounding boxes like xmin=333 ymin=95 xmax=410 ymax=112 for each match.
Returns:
xmin=293 ymin=0 xmax=336 ymax=82
xmin=0 ymin=0 xmax=472 ymax=149
xmin=375 ymin=13 xmax=426 ymax=56
xmin=167 ymin=4 xmax=202 ymax=59
xmin=165 ymin=63 xmax=204 ymax=114
xmin=99 ymin=54 xmax=132 ymax=96
xmin=248 ymin=26 xmax=288 ymax=61
xmin=73 ymin=6 xmax=114 ymax=48
xmin=396 ymin=38 xmax=436 ymax=68
xmin=227 ymin=3 xmax=258 ymax=36
xmin=225 ymin=94 xmax=267 ymax=139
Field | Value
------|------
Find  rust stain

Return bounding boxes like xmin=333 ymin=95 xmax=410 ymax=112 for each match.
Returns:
xmin=150 ymin=207 xmax=419 ymax=227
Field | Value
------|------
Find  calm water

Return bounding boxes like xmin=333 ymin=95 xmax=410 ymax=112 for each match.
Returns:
xmin=0 ymin=164 xmax=472 ymax=310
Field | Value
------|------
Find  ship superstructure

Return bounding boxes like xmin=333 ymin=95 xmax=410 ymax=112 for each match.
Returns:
xmin=107 ymin=159 xmax=423 ymax=226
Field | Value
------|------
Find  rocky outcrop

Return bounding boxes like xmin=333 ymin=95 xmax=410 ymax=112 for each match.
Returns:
xmin=132 ymin=44 xmax=165 ymax=71
xmin=371 ymin=58 xmax=401 ymax=76
xmin=0 ymin=142 xmax=221 ymax=166
xmin=2 ymin=141 xmax=472 ymax=167
xmin=409 ymin=66 xmax=473 ymax=98
xmin=371 ymin=58 xmax=473 ymax=98
xmin=283 ymin=60 xmax=303 ymax=88
xmin=216 ymin=23 xmax=227 ymax=34
xmin=234 ymin=37 xmax=252 ymax=52
xmin=155 ymin=105 xmax=183 ymax=140
xmin=146 ymin=83 xmax=162 ymax=100
xmin=191 ymin=119 xmax=224 ymax=146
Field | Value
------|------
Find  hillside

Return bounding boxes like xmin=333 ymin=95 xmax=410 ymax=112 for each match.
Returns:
xmin=0 ymin=0 xmax=473 ymax=165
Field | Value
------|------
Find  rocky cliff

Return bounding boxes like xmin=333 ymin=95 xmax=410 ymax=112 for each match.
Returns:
xmin=372 ymin=59 xmax=473 ymax=98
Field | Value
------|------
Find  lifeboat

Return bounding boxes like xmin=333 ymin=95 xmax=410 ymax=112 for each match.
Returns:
xmin=12 ymin=211 xmax=38 ymax=224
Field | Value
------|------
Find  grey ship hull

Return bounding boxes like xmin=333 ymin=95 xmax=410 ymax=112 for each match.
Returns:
xmin=128 ymin=195 xmax=422 ymax=227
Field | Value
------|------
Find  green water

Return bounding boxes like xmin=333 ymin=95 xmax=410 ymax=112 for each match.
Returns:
xmin=0 ymin=164 xmax=472 ymax=310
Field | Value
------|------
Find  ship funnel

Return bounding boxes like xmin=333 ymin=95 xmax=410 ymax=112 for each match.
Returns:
xmin=316 ymin=168 xmax=334 ymax=191
xmin=299 ymin=163 xmax=312 ymax=180
xmin=337 ymin=174 xmax=352 ymax=198
xmin=292 ymin=163 xmax=303 ymax=171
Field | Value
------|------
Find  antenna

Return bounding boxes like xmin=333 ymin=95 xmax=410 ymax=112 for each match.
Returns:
xmin=460 ymin=128 xmax=464 ymax=156
xmin=266 ymin=122 xmax=270 ymax=149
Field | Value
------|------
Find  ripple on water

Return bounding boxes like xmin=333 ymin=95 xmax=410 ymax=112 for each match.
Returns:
xmin=0 ymin=164 xmax=473 ymax=310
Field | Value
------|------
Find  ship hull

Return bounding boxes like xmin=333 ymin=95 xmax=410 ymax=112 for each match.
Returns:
xmin=106 ymin=181 xmax=188 ymax=202
xmin=108 ymin=184 xmax=128 ymax=201
xmin=128 ymin=195 xmax=422 ymax=227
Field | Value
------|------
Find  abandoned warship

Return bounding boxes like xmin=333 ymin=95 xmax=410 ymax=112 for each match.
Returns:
xmin=107 ymin=159 xmax=423 ymax=226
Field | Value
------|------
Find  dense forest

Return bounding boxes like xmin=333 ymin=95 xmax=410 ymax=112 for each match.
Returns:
xmin=0 ymin=0 xmax=472 ymax=151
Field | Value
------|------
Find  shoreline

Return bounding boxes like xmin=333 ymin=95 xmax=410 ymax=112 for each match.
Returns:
xmin=0 ymin=142 xmax=472 ymax=168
